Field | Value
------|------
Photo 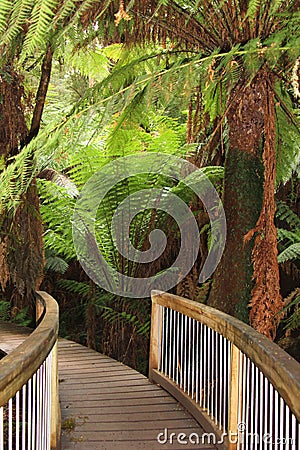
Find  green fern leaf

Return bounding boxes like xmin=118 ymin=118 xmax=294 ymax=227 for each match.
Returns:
xmin=21 ymin=0 xmax=59 ymax=59
xmin=0 ymin=0 xmax=11 ymax=37
xmin=276 ymin=201 xmax=300 ymax=229
xmin=246 ymin=0 xmax=261 ymax=20
xmin=278 ymin=243 xmax=300 ymax=263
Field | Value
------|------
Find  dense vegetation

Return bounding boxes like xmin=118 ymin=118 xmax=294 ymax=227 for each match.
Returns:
xmin=0 ymin=1 xmax=299 ymax=372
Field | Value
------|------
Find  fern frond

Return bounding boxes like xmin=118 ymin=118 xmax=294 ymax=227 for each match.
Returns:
xmin=246 ymin=0 xmax=261 ymax=20
xmin=45 ymin=255 xmax=69 ymax=274
xmin=0 ymin=0 xmax=11 ymax=38
xmin=276 ymin=201 xmax=300 ymax=229
xmin=21 ymin=0 xmax=59 ymax=59
xmin=0 ymin=0 xmax=33 ymax=47
xmin=277 ymin=228 xmax=300 ymax=245
xmin=278 ymin=243 xmax=300 ymax=263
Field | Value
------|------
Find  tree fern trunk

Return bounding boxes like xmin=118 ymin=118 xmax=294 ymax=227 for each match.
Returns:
xmin=0 ymin=61 xmax=50 ymax=314
xmin=208 ymin=72 xmax=266 ymax=322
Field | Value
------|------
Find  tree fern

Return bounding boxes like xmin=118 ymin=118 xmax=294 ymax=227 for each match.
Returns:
xmin=21 ymin=0 xmax=59 ymax=59
xmin=0 ymin=0 xmax=11 ymax=38
xmin=0 ymin=0 xmax=33 ymax=49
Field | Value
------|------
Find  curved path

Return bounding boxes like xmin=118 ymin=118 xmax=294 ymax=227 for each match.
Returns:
xmin=0 ymin=322 xmax=217 ymax=450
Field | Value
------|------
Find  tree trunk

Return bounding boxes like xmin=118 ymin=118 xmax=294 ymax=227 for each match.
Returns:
xmin=0 ymin=49 xmax=53 ymax=314
xmin=208 ymin=73 xmax=266 ymax=321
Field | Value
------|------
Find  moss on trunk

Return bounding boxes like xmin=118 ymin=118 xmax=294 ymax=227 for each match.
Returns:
xmin=208 ymin=72 xmax=267 ymax=321
xmin=208 ymin=147 xmax=264 ymax=321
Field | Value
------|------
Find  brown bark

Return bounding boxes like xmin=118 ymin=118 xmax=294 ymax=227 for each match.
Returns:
xmin=208 ymin=72 xmax=266 ymax=321
xmin=245 ymin=73 xmax=284 ymax=339
xmin=5 ymin=182 xmax=45 ymax=311
xmin=0 ymin=48 xmax=53 ymax=311
xmin=25 ymin=45 xmax=53 ymax=144
xmin=208 ymin=70 xmax=283 ymax=338
xmin=0 ymin=68 xmax=28 ymax=158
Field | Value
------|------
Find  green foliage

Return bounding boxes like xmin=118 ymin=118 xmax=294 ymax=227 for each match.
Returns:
xmin=276 ymin=201 xmax=300 ymax=263
xmin=281 ymin=289 xmax=300 ymax=332
xmin=38 ymin=179 xmax=76 ymax=261
xmin=0 ymin=300 xmax=31 ymax=326
xmin=275 ymin=84 xmax=300 ymax=186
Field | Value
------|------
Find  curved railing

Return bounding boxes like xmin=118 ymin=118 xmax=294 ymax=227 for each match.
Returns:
xmin=0 ymin=291 xmax=59 ymax=450
xmin=149 ymin=290 xmax=300 ymax=450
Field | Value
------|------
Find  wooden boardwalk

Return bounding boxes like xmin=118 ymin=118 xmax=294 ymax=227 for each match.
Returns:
xmin=0 ymin=322 xmax=217 ymax=450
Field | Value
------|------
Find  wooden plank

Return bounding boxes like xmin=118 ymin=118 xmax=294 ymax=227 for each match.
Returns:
xmin=59 ymin=373 xmax=144 ymax=382
xmin=62 ymin=403 xmax=188 ymax=415
xmin=60 ymin=396 xmax=175 ymax=409
xmin=69 ymin=411 xmax=197 ymax=432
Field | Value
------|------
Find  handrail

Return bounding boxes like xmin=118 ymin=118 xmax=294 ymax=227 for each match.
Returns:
xmin=149 ymin=290 xmax=300 ymax=449
xmin=0 ymin=291 xmax=60 ymax=449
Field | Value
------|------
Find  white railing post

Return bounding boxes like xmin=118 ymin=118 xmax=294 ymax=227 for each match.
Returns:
xmin=149 ymin=300 xmax=163 ymax=382
xmin=228 ymin=344 xmax=242 ymax=450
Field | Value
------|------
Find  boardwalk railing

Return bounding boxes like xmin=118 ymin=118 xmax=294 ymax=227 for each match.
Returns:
xmin=149 ymin=290 xmax=300 ymax=450
xmin=0 ymin=292 xmax=59 ymax=450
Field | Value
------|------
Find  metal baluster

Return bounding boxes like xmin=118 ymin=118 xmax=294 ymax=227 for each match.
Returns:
xmin=161 ymin=307 xmax=165 ymax=373
xmin=211 ymin=330 xmax=215 ymax=421
xmin=199 ymin=323 xmax=203 ymax=407
xmin=291 ymin=414 xmax=296 ymax=450
xmin=285 ymin=405 xmax=290 ymax=450
xmin=183 ymin=315 xmax=187 ymax=392
xmin=168 ymin=308 xmax=172 ymax=378
xmin=37 ymin=369 xmax=40 ymax=448
xmin=259 ymin=372 xmax=264 ymax=450
xmin=207 ymin=327 xmax=211 ymax=416
xmin=187 ymin=317 xmax=191 ymax=396
xmin=0 ymin=406 xmax=3 ymax=450
xmin=269 ymin=384 xmax=274 ymax=450
xmin=176 ymin=311 xmax=180 ymax=385
xmin=22 ymin=384 xmax=26 ymax=449
xmin=274 ymin=389 xmax=279 ymax=450
xmin=223 ymin=337 xmax=227 ymax=431
xmin=32 ymin=373 xmax=36 ymax=450
xmin=245 ymin=357 xmax=250 ymax=450
xmin=250 ymin=362 xmax=255 ymax=446
xmin=264 ymin=376 xmax=269 ymax=450
xmin=8 ymin=398 xmax=13 ymax=450
xmin=214 ymin=330 xmax=218 ymax=425
xmin=172 ymin=310 xmax=176 ymax=382
xmin=191 ymin=319 xmax=195 ymax=400
xmin=16 ymin=391 xmax=20 ymax=449
xmin=196 ymin=321 xmax=199 ymax=404
xmin=219 ymin=334 xmax=223 ymax=430
xmin=180 ymin=312 xmax=183 ymax=389
xmin=254 ymin=366 xmax=259 ymax=448
xmin=203 ymin=325 xmax=207 ymax=410
xmin=280 ymin=397 xmax=284 ymax=450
